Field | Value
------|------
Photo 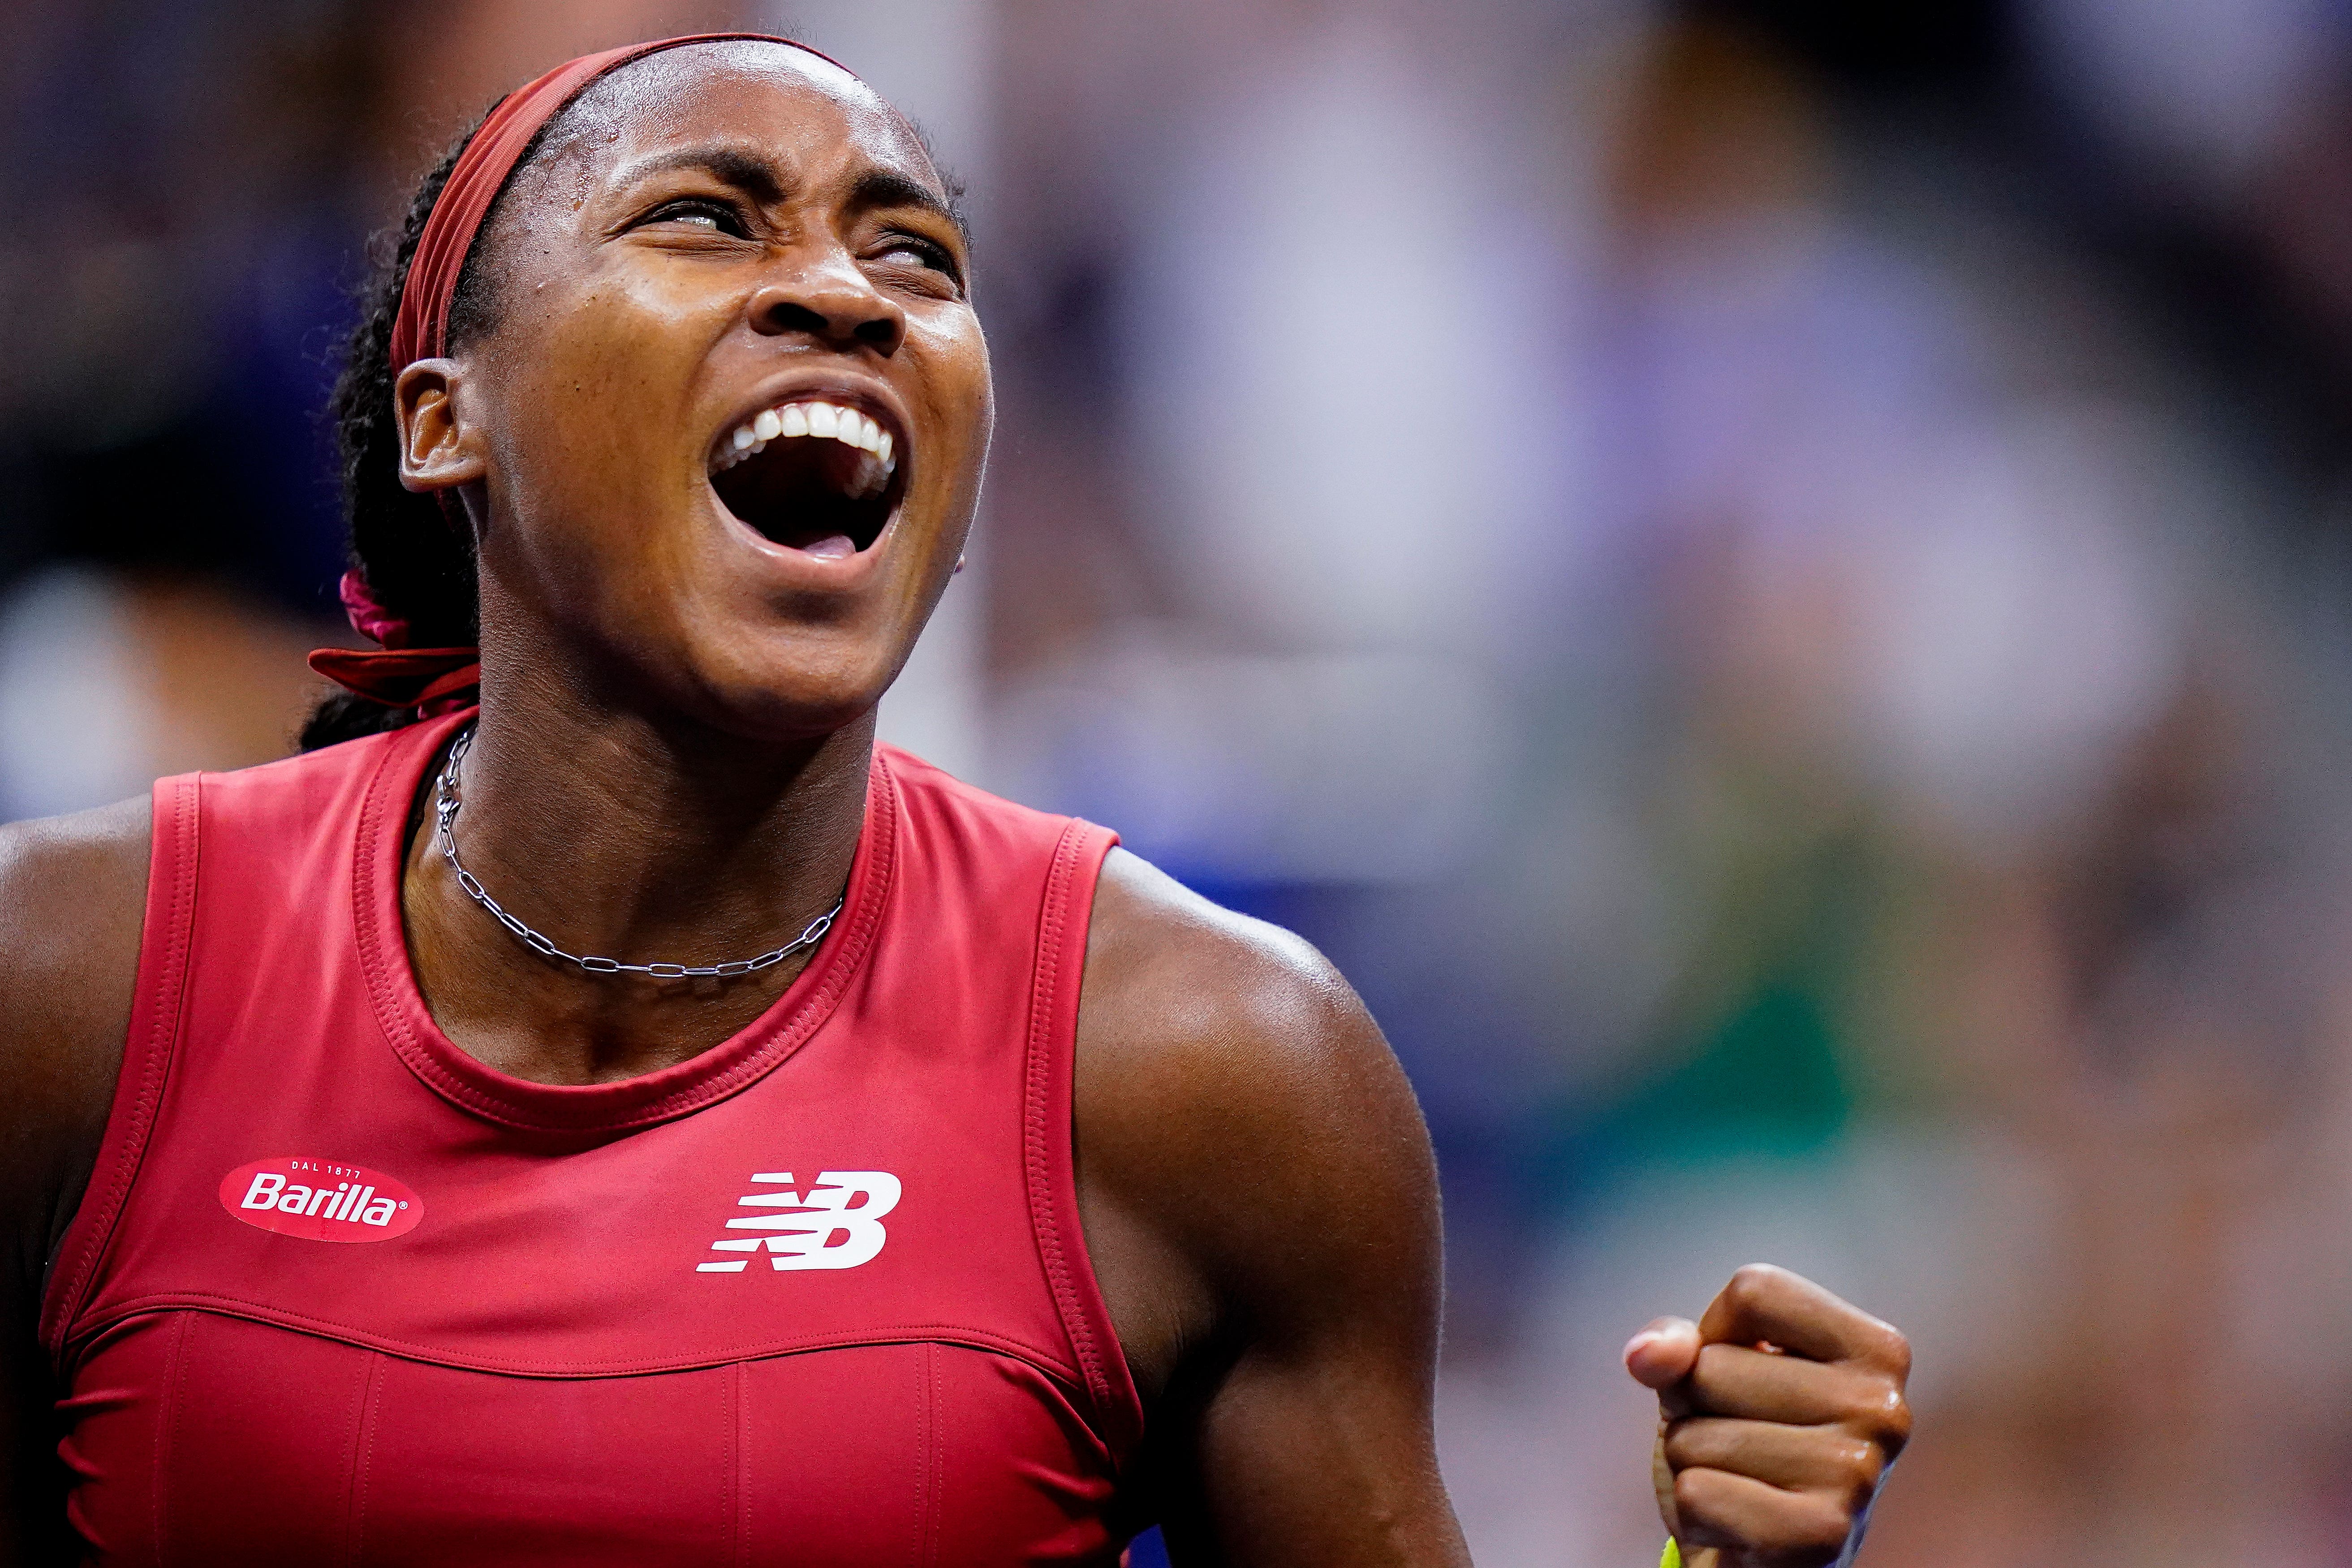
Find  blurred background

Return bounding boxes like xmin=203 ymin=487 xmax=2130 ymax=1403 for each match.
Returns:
xmin=9 ymin=0 xmax=2352 ymax=1562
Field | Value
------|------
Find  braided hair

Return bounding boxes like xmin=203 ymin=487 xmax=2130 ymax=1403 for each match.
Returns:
xmin=299 ymin=103 xmax=517 ymax=752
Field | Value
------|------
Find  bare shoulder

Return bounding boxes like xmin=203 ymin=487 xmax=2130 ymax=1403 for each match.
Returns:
xmin=0 ymin=797 xmax=150 ymax=1275
xmin=1081 ymin=849 xmax=1376 ymax=1064
xmin=1078 ymin=847 xmax=1429 ymax=1186
xmin=1075 ymin=848 xmax=1439 ymax=1382
xmin=0 ymin=796 xmax=151 ymax=1006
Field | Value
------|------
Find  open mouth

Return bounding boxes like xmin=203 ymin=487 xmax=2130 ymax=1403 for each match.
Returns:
xmin=709 ymin=399 xmax=903 ymax=560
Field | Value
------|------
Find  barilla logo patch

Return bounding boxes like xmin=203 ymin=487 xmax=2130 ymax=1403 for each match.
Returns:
xmin=217 ymin=1158 xmax=422 ymax=1243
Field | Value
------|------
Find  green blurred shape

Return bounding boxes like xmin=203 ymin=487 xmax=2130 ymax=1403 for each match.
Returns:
xmin=1600 ymin=978 xmax=1850 ymax=1168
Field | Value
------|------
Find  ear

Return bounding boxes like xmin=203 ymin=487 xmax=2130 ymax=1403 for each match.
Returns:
xmin=393 ymin=358 xmax=489 ymax=495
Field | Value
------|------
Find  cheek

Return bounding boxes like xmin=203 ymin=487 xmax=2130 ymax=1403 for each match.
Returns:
xmin=500 ymin=271 xmax=727 ymax=440
xmin=906 ymin=332 xmax=995 ymax=491
xmin=488 ymin=293 xmax=725 ymax=538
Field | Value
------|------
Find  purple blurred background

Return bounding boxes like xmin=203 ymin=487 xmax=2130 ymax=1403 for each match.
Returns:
xmin=11 ymin=2 xmax=2352 ymax=1562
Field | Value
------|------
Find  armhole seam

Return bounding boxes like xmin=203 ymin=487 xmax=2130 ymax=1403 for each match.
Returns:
xmin=1021 ymin=817 xmax=1143 ymax=1461
xmin=40 ymin=773 xmax=202 ymax=1369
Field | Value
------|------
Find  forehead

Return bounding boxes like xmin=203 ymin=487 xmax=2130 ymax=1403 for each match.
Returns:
xmin=548 ymin=42 xmax=937 ymax=196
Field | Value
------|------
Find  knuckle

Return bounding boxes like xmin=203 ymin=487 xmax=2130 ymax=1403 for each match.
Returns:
xmin=1774 ymin=1493 xmax=1858 ymax=1560
xmin=1799 ymin=1505 xmax=1855 ymax=1556
xmin=1671 ymin=1466 xmax=1726 ymax=1529
xmin=1660 ymin=1417 xmax=1719 ymax=1470
xmin=1832 ymin=1435 xmax=1884 ymax=1495
xmin=1861 ymin=1380 xmax=1913 ymax=1447
xmin=1676 ymin=1472 xmax=1850 ymax=1565
xmin=1726 ymin=1262 xmax=1781 ymax=1304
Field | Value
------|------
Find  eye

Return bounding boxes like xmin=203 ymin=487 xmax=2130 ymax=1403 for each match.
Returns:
xmin=867 ymin=233 xmax=962 ymax=290
xmin=638 ymin=198 xmax=748 ymax=237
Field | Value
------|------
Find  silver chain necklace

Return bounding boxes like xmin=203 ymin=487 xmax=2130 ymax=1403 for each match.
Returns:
xmin=433 ymin=725 xmax=844 ymax=981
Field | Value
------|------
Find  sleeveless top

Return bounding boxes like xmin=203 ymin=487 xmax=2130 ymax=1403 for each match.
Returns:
xmin=38 ymin=711 xmax=1141 ymax=1566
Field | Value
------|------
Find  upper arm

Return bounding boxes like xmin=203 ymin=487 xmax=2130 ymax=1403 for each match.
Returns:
xmin=0 ymin=799 xmax=150 ymax=1276
xmin=0 ymin=798 xmax=149 ymax=1564
xmin=1075 ymin=849 xmax=1469 ymax=1568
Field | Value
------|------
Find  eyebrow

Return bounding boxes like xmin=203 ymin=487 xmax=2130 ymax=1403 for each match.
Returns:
xmin=613 ymin=146 xmax=969 ymax=248
xmin=616 ymin=146 xmax=787 ymax=205
xmin=845 ymin=168 xmax=969 ymax=247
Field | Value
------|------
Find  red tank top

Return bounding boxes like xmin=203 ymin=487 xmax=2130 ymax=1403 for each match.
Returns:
xmin=39 ymin=711 xmax=1140 ymax=1566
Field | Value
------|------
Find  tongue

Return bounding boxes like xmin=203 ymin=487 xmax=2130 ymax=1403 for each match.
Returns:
xmin=797 ymin=534 xmax=857 ymax=560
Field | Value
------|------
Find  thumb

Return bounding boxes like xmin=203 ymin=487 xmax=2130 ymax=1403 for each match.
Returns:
xmin=1623 ymin=1316 xmax=1701 ymax=1391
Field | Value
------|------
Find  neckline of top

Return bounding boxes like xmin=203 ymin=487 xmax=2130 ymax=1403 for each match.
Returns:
xmin=350 ymin=710 xmax=896 ymax=1135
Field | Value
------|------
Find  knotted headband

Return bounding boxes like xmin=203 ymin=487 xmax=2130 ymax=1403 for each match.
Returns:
xmin=313 ymin=32 xmax=852 ymax=711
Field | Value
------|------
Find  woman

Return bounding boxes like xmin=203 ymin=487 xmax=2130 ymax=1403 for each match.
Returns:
xmin=0 ymin=34 xmax=1908 ymax=1566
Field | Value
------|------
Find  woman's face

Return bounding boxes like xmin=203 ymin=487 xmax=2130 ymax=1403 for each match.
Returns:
xmin=404 ymin=43 xmax=989 ymax=740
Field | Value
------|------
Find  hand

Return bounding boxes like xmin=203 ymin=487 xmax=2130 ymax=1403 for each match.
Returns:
xmin=1624 ymin=1265 xmax=1910 ymax=1567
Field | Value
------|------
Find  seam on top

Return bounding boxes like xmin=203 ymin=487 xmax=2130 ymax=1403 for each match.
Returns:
xmin=43 ymin=775 xmax=203 ymax=1370
xmin=1020 ymin=820 xmax=1141 ymax=1458
xmin=342 ymin=1349 xmax=384 ymax=1568
xmin=1023 ymin=826 xmax=1094 ymax=1392
xmin=728 ymin=1360 xmax=747 ymax=1568
xmin=924 ymin=1341 xmax=945 ymax=1568
xmin=909 ymin=1341 xmax=930 ymax=1568
xmin=62 ymin=1294 xmax=1081 ymax=1386
xmin=152 ymin=1310 xmax=193 ymax=1568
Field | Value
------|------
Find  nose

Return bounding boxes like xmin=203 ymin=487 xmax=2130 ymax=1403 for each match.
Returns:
xmin=747 ymin=261 xmax=906 ymax=357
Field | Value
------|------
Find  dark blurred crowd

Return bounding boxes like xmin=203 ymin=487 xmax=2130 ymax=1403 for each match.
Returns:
xmin=12 ymin=2 xmax=2352 ymax=1563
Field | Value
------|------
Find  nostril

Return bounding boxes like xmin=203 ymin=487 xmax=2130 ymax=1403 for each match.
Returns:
xmin=760 ymin=300 xmax=831 ymax=336
xmin=855 ymin=318 xmax=900 ymax=350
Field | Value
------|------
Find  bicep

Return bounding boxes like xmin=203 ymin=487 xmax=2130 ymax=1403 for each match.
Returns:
xmin=1168 ymin=1314 xmax=1465 ymax=1568
xmin=1171 ymin=1028 xmax=1465 ymax=1568
xmin=0 ymin=800 xmax=149 ymax=1564
xmin=1080 ymin=860 xmax=1469 ymax=1567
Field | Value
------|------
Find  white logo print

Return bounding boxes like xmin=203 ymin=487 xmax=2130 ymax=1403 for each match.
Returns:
xmin=697 ymin=1171 xmax=901 ymax=1273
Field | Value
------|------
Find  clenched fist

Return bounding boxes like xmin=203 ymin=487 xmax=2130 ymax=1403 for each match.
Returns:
xmin=1625 ymin=1266 xmax=1910 ymax=1567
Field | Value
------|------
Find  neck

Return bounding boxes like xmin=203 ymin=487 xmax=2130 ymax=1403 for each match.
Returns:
xmin=401 ymin=670 xmax=874 ymax=1087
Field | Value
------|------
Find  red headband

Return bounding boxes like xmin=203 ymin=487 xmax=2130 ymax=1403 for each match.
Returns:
xmin=389 ymin=32 xmax=852 ymax=375
xmin=318 ymin=33 xmax=853 ymax=711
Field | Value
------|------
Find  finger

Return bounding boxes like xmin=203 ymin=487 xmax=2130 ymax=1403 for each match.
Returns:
xmin=1688 ymin=1344 xmax=1892 ymax=1427
xmin=1673 ymin=1467 xmax=1852 ymax=1562
xmin=1697 ymin=1265 xmax=1908 ymax=1372
xmin=1664 ymin=1417 xmax=1885 ymax=1499
xmin=1625 ymin=1316 xmax=1701 ymax=1390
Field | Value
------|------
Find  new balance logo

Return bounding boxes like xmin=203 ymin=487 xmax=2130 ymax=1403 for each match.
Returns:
xmin=697 ymin=1171 xmax=901 ymax=1273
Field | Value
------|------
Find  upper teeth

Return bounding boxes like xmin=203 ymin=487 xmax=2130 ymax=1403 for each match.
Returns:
xmin=713 ymin=400 xmax=897 ymax=485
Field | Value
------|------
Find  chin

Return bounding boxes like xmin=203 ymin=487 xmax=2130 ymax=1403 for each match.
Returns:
xmin=656 ymin=628 xmax=905 ymax=745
